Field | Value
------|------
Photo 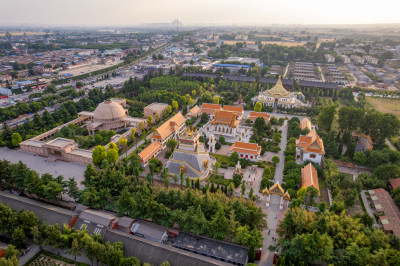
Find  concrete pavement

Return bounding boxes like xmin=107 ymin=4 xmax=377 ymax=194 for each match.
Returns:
xmin=257 ymin=120 xmax=289 ymax=266
xmin=0 ymin=147 xmax=86 ymax=189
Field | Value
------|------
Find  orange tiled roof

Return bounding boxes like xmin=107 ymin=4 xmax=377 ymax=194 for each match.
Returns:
xmin=300 ymin=118 xmax=312 ymax=131
xmin=248 ymin=111 xmax=270 ymax=121
xmin=389 ymin=178 xmax=400 ymax=190
xmin=230 ymin=141 xmax=261 ymax=155
xmin=301 ymin=163 xmax=319 ymax=191
xmin=210 ymin=110 xmax=240 ymax=127
xmin=223 ymin=105 xmax=244 ymax=115
xmin=151 ymin=112 xmax=186 ymax=141
xmin=296 ymin=129 xmax=325 ymax=154
xmin=201 ymin=103 xmax=221 ymax=114
xmin=138 ymin=141 xmax=162 ymax=163
xmin=188 ymin=105 xmax=201 ymax=116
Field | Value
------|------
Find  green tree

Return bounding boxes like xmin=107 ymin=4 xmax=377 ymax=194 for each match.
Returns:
xmin=66 ymin=177 xmax=79 ymax=201
xmin=272 ymin=156 xmax=280 ymax=164
xmin=147 ymin=115 xmax=153 ymax=126
xmin=241 ymin=181 xmax=246 ymax=197
xmin=254 ymin=102 xmax=262 ymax=112
xmin=213 ymin=96 xmax=219 ymax=104
xmin=166 ymin=139 xmax=177 ymax=151
xmin=208 ymin=205 xmax=228 ymax=240
xmin=172 ymin=100 xmax=179 ymax=111
xmin=106 ymin=149 xmax=119 ymax=164
xmin=92 ymin=145 xmax=107 ymax=164
xmin=11 ymin=226 xmax=26 ymax=248
xmin=229 ymin=152 xmax=239 ymax=166
xmin=317 ymin=105 xmax=336 ymax=131
xmin=68 ymin=238 xmax=82 ymax=264
xmin=116 ymin=187 xmax=134 ymax=216
xmin=11 ymin=133 xmax=22 ymax=147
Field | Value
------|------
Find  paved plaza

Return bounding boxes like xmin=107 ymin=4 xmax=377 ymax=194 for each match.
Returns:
xmin=0 ymin=147 xmax=86 ymax=189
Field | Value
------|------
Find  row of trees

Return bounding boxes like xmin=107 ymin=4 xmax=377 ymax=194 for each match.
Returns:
xmin=0 ymin=160 xmax=79 ymax=202
xmin=79 ymin=158 xmax=267 ymax=247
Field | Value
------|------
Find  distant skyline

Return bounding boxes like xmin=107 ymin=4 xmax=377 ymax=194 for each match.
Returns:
xmin=1 ymin=0 xmax=400 ymax=26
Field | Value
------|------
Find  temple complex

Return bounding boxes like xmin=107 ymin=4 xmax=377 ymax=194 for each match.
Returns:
xmin=201 ymin=110 xmax=252 ymax=143
xmin=165 ymin=128 xmax=215 ymax=180
xmin=253 ymin=76 xmax=304 ymax=108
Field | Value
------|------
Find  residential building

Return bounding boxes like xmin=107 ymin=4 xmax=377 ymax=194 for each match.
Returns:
xmin=296 ymin=129 xmax=325 ymax=165
xmin=230 ymin=141 xmax=262 ymax=161
xmin=341 ymin=55 xmax=351 ymax=64
xmin=301 ymin=163 xmax=320 ymax=194
xmin=324 ymin=54 xmax=335 ymax=63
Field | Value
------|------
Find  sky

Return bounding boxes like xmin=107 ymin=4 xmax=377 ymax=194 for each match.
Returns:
xmin=1 ymin=0 xmax=400 ymax=26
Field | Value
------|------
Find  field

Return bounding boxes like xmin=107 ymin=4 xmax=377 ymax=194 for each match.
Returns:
xmin=366 ymin=96 xmax=400 ymax=119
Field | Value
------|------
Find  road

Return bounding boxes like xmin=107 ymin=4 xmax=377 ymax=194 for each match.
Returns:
xmin=283 ymin=63 xmax=289 ymax=78
xmin=318 ymin=65 xmax=325 ymax=82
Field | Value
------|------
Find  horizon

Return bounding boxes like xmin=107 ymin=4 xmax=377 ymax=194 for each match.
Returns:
xmin=2 ymin=0 xmax=400 ymax=27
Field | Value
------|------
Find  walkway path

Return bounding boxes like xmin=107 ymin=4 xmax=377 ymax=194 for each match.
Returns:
xmin=257 ymin=120 xmax=289 ymax=265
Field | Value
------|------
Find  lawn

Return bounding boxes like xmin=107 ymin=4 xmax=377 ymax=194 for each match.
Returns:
xmin=366 ymin=97 xmax=400 ymax=119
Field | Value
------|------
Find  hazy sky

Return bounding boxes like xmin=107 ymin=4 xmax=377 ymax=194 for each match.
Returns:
xmin=1 ymin=0 xmax=400 ymax=26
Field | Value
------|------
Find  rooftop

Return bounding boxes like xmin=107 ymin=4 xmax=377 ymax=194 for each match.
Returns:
xmin=370 ymin=189 xmax=400 ymax=238
xmin=172 ymin=232 xmax=248 ymax=266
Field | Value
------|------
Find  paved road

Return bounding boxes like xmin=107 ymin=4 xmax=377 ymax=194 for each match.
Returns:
xmin=0 ymin=147 xmax=86 ymax=189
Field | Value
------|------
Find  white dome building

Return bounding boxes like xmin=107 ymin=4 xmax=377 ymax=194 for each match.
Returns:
xmin=78 ymin=98 xmax=144 ymax=135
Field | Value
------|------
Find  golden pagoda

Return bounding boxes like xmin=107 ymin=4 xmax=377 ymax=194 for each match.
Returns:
xmin=254 ymin=76 xmax=303 ymax=108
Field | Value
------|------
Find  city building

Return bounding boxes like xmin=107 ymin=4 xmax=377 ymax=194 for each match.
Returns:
xmin=324 ymin=54 xmax=335 ymax=63
xmin=150 ymin=112 xmax=186 ymax=147
xmin=296 ymin=129 xmax=325 ymax=165
xmin=165 ymin=128 xmax=215 ymax=180
xmin=301 ymin=163 xmax=320 ymax=194
xmin=253 ymin=76 xmax=304 ymax=108
xmin=144 ymin=102 xmax=169 ymax=118
xmin=230 ymin=141 xmax=262 ymax=161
